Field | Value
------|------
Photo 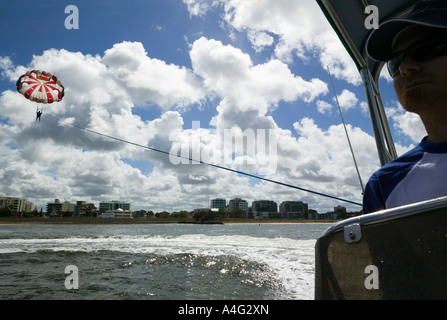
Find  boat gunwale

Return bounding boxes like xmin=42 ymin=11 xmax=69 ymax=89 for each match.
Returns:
xmin=321 ymin=195 xmax=447 ymax=237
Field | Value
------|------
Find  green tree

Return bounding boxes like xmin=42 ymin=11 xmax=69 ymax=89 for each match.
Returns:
xmin=228 ymin=209 xmax=244 ymax=219
xmin=84 ymin=203 xmax=97 ymax=218
xmin=0 ymin=207 xmax=11 ymax=217
xmin=155 ymin=211 xmax=170 ymax=218
xmin=170 ymin=210 xmax=189 ymax=219
xmin=193 ymin=210 xmax=219 ymax=222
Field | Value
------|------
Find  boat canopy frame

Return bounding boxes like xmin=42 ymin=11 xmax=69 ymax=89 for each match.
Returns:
xmin=316 ymin=0 xmax=420 ymax=166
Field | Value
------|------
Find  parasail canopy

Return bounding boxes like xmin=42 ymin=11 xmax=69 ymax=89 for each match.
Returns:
xmin=16 ymin=70 xmax=64 ymax=104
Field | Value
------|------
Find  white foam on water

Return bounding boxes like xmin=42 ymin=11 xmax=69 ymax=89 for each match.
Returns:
xmin=0 ymin=234 xmax=316 ymax=299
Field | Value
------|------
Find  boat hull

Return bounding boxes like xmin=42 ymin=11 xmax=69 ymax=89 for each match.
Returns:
xmin=315 ymin=197 xmax=447 ymax=299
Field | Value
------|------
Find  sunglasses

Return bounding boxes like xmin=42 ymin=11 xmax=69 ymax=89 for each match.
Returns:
xmin=387 ymin=35 xmax=447 ymax=78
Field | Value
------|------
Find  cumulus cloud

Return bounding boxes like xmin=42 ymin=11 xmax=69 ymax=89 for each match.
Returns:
xmin=0 ymin=56 xmax=14 ymax=79
xmin=103 ymin=42 xmax=205 ymax=110
xmin=289 ymin=118 xmax=377 ymax=203
xmin=387 ymin=103 xmax=427 ymax=144
xmin=185 ymin=0 xmax=361 ymax=84
xmin=336 ymin=89 xmax=358 ymax=111
xmin=190 ymin=37 xmax=328 ymax=132
xmin=0 ymin=41 xmax=210 ymax=210
xmin=247 ymin=30 xmax=275 ymax=52
xmin=183 ymin=0 xmax=214 ymax=17
xmin=316 ymin=100 xmax=333 ymax=115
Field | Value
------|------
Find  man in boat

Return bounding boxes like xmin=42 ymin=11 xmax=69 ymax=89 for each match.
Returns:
xmin=363 ymin=0 xmax=447 ymax=213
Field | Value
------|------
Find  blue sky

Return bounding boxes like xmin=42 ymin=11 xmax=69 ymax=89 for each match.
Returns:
xmin=0 ymin=0 xmax=426 ymax=213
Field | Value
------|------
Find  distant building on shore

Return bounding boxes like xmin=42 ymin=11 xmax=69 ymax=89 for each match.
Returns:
xmin=75 ymin=201 xmax=86 ymax=217
xmin=210 ymin=198 xmax=226 ymax=209
xmin=47 ymin=199 xmax=63 ymax=217
xmin=252 ymin=200 xmax=278 ymax=219
xmin=99 ymin=208 xmax=133 ymax=218
xmin=308 ymin=206 xmax=345 ymax=220
xmin=46 ymin=199 xmax=77 ymax=217
xmin=0 ymin=196 xmax=34 ymax=215
xmin=62 ymin=201 xmax=76 ymax=215
xmin=279 ymin=201 xmax=309 ymax=219
xmin=99 ymin=200 xmax=130 ymax=212
xmin=228 ymin=198 xmax=248 ymax=217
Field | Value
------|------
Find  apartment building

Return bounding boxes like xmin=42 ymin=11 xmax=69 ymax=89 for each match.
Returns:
xmin=99 ymin=200 xmax=130 ymax=212
xmin=210 ymin=198 xmax=226 ymax=209
xmin=279 ymin=201 xmax=309 ymax=219
xmin=0 ymin=196 xmax=34 ymax=213
xmin=228 ymin=198 xmax=248 ymax=216
xmin=252 ymin=200 xmax=278 ymax=218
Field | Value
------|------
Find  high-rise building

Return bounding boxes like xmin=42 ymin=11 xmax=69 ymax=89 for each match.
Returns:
xmin=252 ymin=200 xmax=278 ymax=218
xmin=210 ymin=198 xmax=226 ymax=209
xmin=0 ymin=196 xmax=34 ymax=213
xmin=62 ymin=201 xmax=76 ymax=215
xmin=47 ymin=199 xmax=62 ymax=217
xmin=279 ymin=201 xmax=309 ymax=219
xmin=99 ymin=201 xmax=130 ymax=212
xmin=228 ymin=198 xmax=248 ymax=216
xmin=75 ymin=201 xmax=86 ymax=217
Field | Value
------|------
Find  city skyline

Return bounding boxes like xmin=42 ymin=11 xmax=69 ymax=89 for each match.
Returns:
xmin=1 ymin=194 xmax=350 ymax=217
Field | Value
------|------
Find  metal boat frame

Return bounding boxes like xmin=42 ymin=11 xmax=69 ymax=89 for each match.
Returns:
xmin=317 ymin=0 xmax=420 ymax=165
xmin=315 ymin=196 xmax=447 ymax=299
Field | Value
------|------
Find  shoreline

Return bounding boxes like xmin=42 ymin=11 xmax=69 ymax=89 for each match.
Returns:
xmin=0 ymin=217 xmax=337 ymax=226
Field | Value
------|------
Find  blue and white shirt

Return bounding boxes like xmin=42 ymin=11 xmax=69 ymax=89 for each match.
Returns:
xmin=363 ymin=137 xmax=447 ymax=214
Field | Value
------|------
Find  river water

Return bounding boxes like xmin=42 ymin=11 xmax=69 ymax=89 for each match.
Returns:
xmin=0 ymin=222 xmax=331 ymax=300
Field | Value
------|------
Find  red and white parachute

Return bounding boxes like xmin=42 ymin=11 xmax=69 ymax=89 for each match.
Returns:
xmin=16 ymin=70 xmax=64 ymax=104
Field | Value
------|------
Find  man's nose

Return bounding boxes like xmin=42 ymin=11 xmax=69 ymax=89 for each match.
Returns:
xmin=398 ymin=55 xmax=422 ymax=76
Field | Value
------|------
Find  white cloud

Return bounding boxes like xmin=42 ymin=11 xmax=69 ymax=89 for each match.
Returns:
xmin=0 ymin=56 xmax=14 ymax=79
xmin=290 ymin=118 xmax=378 ymax=205
xmin=183 ymin=0 xmax=214 ymax=17
xmin=167 ymin=118 xmax=378 ymax=211
xmin=387 ymin=103 xmax=427 ymax=144
xmin=247 ymin=30 xmax=275 ymax=52
xmin=102 ymin=41 xmax=206 ymax=110
xmin=0 ymin=42 xmax=210 ymax=210
xmin=184 ymin=0 xmax=361 ymax=84
xmin=190 ymin=37 xmax=328 ymax=132
xmin=336 ymin=89 xmax=358 ymax=111
xmin=316 ymin=100 xmax=333 ymax=114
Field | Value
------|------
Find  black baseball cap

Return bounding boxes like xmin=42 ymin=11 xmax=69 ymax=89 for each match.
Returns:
xmin=366 ymin=0 xmax=447 ymax=62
